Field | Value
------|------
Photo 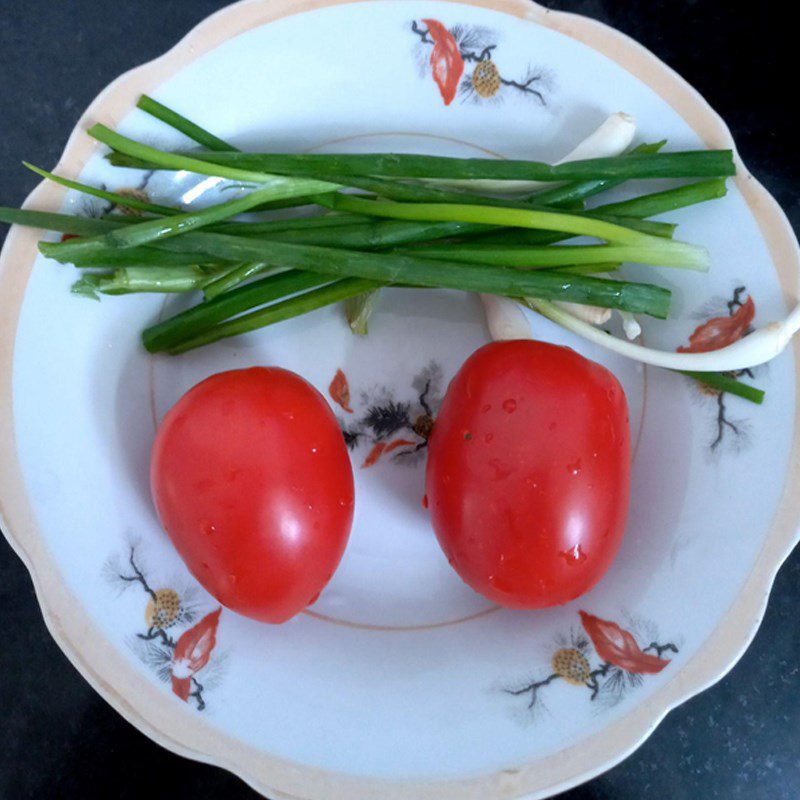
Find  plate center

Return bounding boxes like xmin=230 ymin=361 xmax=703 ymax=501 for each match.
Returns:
xmin=150 ymin=132 xmax=645 ymax=629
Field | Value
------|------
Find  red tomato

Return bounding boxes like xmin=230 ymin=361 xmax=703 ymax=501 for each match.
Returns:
xmin=425 ymin=341 xmax=630 ymax=609
xmin=151 ymin=367 xmax=354 ymax=623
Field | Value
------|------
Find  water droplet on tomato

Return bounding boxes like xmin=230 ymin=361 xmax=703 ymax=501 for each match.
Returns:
xmin=502 ymin=399 xmax=517 ymax=413
xmin=484 ymin=433 xmax=494 ymax=443
xmin=548 ymin=421 xmax=557 ymax=432
xmin=311 ymin=447 xmax=318 ymax=454
xmin=481 ymin=403 xmax=492 ymax=413
xmin=422 ymin=494 xmax=429 ymax=509
xmin=566 ymin=458 xmax=582 ymax=475
xmin=559 ymin=544 xmax=588 ymax=565
xmin=202 ymin=522 xmax=217 ymax=537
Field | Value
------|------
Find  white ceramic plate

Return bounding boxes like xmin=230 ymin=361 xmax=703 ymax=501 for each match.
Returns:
xmin=1 ymin=1 xmax=798 ymax=798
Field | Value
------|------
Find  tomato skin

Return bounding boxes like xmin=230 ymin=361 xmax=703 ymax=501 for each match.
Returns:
xmin=151 ymin=367 xmax=354 ymax=623
xmin=425 ymin=341 xmax=630 ymax=609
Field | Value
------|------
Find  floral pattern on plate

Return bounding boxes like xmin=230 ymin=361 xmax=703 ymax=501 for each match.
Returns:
xmin=105 ymin=544 xmax=225 ymax=710
xmin=679 ymin=285 xmax=761 ymax=451
xmin=335 ymin=362 xmax=443 ymax=467
xmin=410 ymin=19 xmax=550 ymax=106
xmin=506 ymin=611 xmax=678 ymax=712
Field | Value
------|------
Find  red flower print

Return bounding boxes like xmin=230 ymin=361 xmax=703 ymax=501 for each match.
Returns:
xmin=362 ymin=441 xmax=387 ymax=468
xmin=678 ymin=296 xmax=755 ymax=353
xmin=579 ymin=611 xmax=671 ymax=674
xmin=170 ymin=607 xmax=222 ymax=701
xmin=329 ymin=369 xmax=353 ymax=413
xmin=361 ymin=438 xmax=417 ymax=468
xmin=422 ymin=19 xmax=464 ymax=105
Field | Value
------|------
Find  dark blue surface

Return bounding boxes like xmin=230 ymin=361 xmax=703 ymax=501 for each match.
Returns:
xmin=1 ymin=2 xmax=798 ymax=798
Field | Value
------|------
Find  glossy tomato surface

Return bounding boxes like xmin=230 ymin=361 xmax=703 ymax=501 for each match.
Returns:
xmin=425 ymin=341 xmax=630 ymax=609
xmin=151 ymin=367 xmax=354 ymax=623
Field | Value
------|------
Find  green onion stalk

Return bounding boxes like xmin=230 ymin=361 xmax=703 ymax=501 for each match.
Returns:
xmin=159 ymin=278 xmax=382 ymax=354
xmin=41 ymin=232 xmax=673 ymax=318
xmin=317 ymin=194 xmax=710 ymax=270
xmin=165 ymin=149 xmax=736 ymax=181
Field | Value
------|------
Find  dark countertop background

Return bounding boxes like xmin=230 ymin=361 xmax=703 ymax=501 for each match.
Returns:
xmin=1 ymin=1 xmax=798 ymax=798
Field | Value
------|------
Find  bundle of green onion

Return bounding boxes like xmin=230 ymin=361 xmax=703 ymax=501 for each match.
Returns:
xmin=0 ymin=94 xmax=764 ymax=403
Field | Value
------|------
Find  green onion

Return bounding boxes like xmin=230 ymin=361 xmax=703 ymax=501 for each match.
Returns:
xmin=43 ymin=231 xmax=672 ymax=318
xmin=102 ymin=149 xmax=688 ymax=231
xmin=42 ymin=232 xmax=671 ymax=315
xmin=591 ymin=178 xmax=728 ymax=218
xmin=127 ymin=100 xmax=666 ymax=216
xmin=345 ymin=290 xmax=381 ymax=335
xmin=135 ymin=95 xmax=334 ymax=213
xmin=289 ymin=172 xmax=565 ymax=209
xmin=129 ymin=86 xmax=510 ymax=328
xmin=329 ymin=144 xmax=667 ymax=212
xmin=529 ymin=141 xmax=668 ymax=207
xmin=63 ymin=247 xmax=213 ymax=269
xmin=87 ymin=123 xmax=341 ymax=192
xmin=137 ymin=95 xmax=235 ymax=152
xmin=400 ymin=243 xmax=708 ymax=271
xmin=23 ymin=164 xmax=178 ymax=217
xmin=318 ymin=195 xmax=651 ymax=243
xmin=201 ymin=262 xmax=277 ymax=300
xmin=318 ymin=195 xmax=708 ymax=272
xmin=215 ymin=214 xmax=370 ymax=235
xmin=677 ymin=370 xmax=765 ymax=404
xmin=108 ymin=211 xmax=370 ymax=237
xmin=41 ymin=233 xmax=237 ymax=266
xmin=0 ymin=207 xmax=122 ymax=236
xmin=247 ymin=194 xmax=330 ymax=211
xmin=260 ymin=218 xmax=490 ymax=249
xmin=41 ymin=219 xmax=490 ymax=268
xmin=72 ymin=265 xmax=222 ymax=297
xmin=18 ymin=171 xmax=468 ymax=251
xmin=164 ymin=278 xmax=382 ymax=354
xmin=557 ymin=263 xmax=623 ymax=275
xmin=588 ymin=215 xmax=676 ymax=238
xmin=143 ymin=269 xmax=332 ymax=351
xmin=174 ymin=149 xmax=736 ymax=181
xmin=46 ymin=182 xmax=333 ymax=254
xmin=474 ymin=179 xmax=725 ymax=247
